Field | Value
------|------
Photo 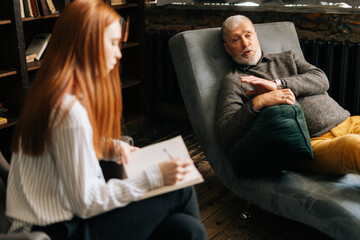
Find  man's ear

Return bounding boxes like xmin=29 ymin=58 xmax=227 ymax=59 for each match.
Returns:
xmin=223 ymin=42 xmax=231 ymax=56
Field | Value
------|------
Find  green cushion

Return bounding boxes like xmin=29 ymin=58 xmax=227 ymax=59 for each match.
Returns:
xmin=228 ymin=101 xmax=313 ymax=177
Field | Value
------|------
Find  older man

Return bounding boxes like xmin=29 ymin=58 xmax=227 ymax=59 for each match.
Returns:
xmin=216 ymin=15 xmax=360 ymax=175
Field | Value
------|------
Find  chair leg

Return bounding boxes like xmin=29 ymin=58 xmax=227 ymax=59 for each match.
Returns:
xmin=240 ymin=201 xmax=251 ymax=219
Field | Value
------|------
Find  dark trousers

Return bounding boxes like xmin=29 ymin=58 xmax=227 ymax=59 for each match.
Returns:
xmin=32 ymin=186 xmax=206 ymax=240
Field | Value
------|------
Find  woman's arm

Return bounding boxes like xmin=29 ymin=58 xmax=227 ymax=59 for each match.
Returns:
xmin=53 ymin=102 xmax=163 ymax=219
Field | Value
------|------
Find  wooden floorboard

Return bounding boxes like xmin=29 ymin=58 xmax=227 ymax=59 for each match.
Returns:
xmin=125 ymin=118 xmax=333 ymax=240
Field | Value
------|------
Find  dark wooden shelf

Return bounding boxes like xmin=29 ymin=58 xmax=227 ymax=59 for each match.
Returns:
xmin=0 ymin=69 xmax=17 ymax=78
xmin=0 ymin=118 xmax=17 ymax=130
xmin=122 ymin=78 xmax=142 ymax=89
xmin=121 ymin=41 xmax=141 ymax=49
xmin=122 ymin=112 xmax=145 ymax=126
xmin=112 ymin=3 xmax=138 ymax=10
xmin=0 ymin=20 xmax=11 ymax=25
xmin=22 ymin=14 xmax=60 ymax=22
xmin=27 ymin=61 xmax=42 ymax=71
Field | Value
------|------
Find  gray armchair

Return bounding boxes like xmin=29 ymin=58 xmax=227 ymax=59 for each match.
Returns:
xmin=169 ymin=22 xmax=360 ymax=240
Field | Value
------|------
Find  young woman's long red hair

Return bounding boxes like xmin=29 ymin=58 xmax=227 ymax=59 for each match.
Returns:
xmin=12 ymin=0 xmax=122 ymax=159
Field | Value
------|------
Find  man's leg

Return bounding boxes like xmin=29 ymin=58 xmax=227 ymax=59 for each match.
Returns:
xmin=297 ymin=116 xmax=360 ymax=175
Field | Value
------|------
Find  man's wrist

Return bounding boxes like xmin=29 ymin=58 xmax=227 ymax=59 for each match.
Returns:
xmin=273 ymin=79 xmax=287 ymax=89
xmin=249 ymin=99 xmax=260 ymax=114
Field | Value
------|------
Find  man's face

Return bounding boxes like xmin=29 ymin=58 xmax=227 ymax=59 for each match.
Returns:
xmin=223 ymin=19 xmax=262 ymax=65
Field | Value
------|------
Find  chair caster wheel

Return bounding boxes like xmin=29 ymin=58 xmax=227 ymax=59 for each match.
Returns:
xmin=240 ymin=211 xmax=251 ymax=219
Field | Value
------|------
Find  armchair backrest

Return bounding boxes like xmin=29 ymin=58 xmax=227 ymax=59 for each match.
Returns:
xmin=169 ymin=22 xmax=303 ymax=174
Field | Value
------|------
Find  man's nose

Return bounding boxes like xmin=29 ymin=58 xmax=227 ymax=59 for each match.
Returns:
xmin=241 ymin=37 xmax=251 ymax=48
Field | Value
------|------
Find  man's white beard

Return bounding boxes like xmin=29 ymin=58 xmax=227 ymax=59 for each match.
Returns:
xmin=234 ymin=49 xmax=262 ymax=66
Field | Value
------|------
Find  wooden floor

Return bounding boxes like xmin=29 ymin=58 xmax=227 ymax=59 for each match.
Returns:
xmin=124 ymin=117 xmax=333 ymax=240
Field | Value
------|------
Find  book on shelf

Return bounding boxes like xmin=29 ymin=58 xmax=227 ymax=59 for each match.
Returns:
xmin=30 ymin=0 xmax=40 ymax=17
xmin=0 ymin=103 xmax=8 ymax=118
xmin=37 ymin=0 xmax=50 ymax=16
xmin=120 ymin=15 xmax=130 ymax=43
xmin=123 ymin=15 xmax=130 ymax=42
xmin=111 ymin=0 xmax=127 ymax=5
xmin=0 ymin=117 xmax=7 ymax=126
xmin=26 ymin=33 xmax=51 ymax=61
xmin=26 ymin=53 xmax=37 ymax=63
xmin=123 ymin=135 xmax=204 ymax=200
xmin=23 ymin=0 xmax=34 ymax=18
xmin=0 ymin=109 xmax=7 ymax=117
xmin=45 ymin=0 xmax=58 ymax=14
xmin=20 ymin=0 xmax=25 ymax=18
xmin=22 ymin=0 xmax=55 ymax=17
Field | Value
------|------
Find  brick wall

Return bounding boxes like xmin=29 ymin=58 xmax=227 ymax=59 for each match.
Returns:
xmin=145 ymin=7 xmax=360 ymax=42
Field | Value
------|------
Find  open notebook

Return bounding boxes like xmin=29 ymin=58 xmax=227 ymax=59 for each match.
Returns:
xmin=124 ymin=135 xmax=204 ymax=200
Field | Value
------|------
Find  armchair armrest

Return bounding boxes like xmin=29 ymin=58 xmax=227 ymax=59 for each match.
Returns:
xmin=0 ymin=232 xmax=50 ymax=240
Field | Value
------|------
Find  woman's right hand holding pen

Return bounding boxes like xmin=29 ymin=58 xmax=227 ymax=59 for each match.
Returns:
xmin=158 ymin=158 xmax=193 ymax=185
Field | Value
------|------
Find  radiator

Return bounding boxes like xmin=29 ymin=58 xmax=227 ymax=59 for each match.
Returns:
xmin=300 ymin=38 xmax=360 ymax=115
xmin=146 ymin=30 xmax=181 ymax=105
xmin=146 ymin=31 xmax=360 ymax=115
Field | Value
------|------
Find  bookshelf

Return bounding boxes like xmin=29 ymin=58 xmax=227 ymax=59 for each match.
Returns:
xmin=0 ymin=0 xmax=146 ymax=157
xmin=106 ymin=0 xmax=147 ymax=126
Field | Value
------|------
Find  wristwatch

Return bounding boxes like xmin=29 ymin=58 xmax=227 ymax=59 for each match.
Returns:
xmin=274 ymin=79 xmax=283 ymax=89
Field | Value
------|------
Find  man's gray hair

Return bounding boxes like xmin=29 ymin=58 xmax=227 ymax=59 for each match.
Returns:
xmin=221 ymin=15 xmax=253 ymax=42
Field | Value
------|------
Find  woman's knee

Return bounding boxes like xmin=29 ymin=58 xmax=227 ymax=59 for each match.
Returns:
xmin=153 ymin=213 xmax=206 ymax=240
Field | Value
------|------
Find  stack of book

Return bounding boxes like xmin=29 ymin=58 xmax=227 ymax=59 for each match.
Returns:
xmin=20 ymin=0 xmax=59 ymax=18
xmin=0 ymin=103 xmax=7 ymax=126
xmin=121 ymin=15 xmax=130 ymax=43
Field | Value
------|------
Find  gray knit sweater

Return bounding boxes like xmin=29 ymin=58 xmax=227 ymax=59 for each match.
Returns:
xmin=216 ymin=50 xmax=350 ymax=149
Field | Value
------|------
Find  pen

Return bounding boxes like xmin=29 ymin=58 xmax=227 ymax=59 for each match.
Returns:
xmin=163 ymin=148 xmax=174 ymax=160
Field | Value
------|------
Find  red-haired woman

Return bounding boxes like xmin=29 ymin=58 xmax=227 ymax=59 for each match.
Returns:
xmin=5 ymin=0 xmax=206 ymax=239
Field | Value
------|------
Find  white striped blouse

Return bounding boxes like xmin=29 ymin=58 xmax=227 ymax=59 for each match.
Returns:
xmin=6 ymin=94 xmax=164 ymax=233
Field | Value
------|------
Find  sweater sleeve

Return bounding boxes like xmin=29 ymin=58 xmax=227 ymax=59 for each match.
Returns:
xmin=53 ymin=102 xmax=164 ymax=219
xmin=215 ymin=73 xmax=258 ymax=149
xmin=282 ymin=51 xmax=329 ymax=97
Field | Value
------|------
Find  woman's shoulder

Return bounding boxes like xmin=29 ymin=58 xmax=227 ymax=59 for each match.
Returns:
xmin=57 ymin=94 xmax=90 ymax=128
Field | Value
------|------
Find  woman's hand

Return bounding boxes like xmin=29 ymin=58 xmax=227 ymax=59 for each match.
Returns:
xmin=118 ymin=144 xmax=139 ymax=164
xmin=158 ymin=158 xmax=193 ymax=185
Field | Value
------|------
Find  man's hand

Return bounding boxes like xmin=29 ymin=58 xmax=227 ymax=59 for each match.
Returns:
xmin=240 ymin=75 xmax=277 ymax=96
xmin=252 ymin=89 xmax=296 ymax=111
